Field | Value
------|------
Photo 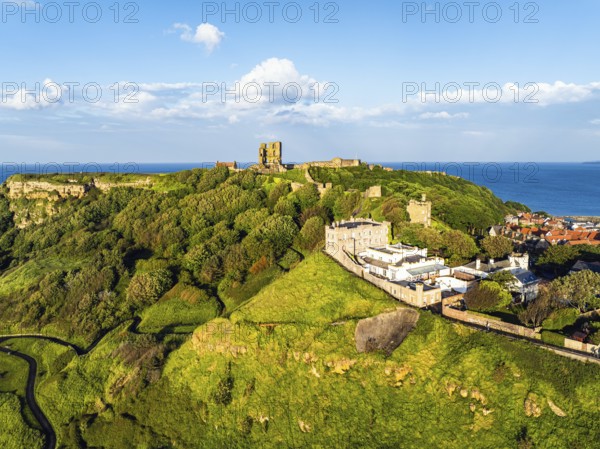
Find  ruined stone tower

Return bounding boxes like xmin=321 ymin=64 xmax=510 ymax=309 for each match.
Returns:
xmin=258 ymin=142 xmax=283 ymax=168
xmin=407 ymin=194 xmax=432 ymax=227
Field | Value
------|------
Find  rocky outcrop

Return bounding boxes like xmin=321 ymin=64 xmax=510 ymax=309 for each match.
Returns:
xmin=5 ymin=177 xmax=152 ymax=200
xmin=355 ymin=308 xmax=419 ymax=355
xmin=547 ymin=399 xmax=567 ymax=417
xmin=92 ymin=177 xmax=152 ymax=192
xmin=6 ymin=180 xmax=88 ymax=199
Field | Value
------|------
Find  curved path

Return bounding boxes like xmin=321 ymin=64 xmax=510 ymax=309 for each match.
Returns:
xmin=0 ymin=346 xmax=56 ymax=449
xmin=0 ymin=317 xmax=142 ymax=449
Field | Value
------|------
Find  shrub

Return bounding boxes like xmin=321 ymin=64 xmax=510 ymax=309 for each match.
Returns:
xmin=127 ymin=269 xmax=174 ymax=308
xmin=541 ymin=330 xmax=565 ymax=347
xmin=542 ymin=308 xmax=580 ymax=331
xmin=464 ymin=281 xmax=512 ymax=313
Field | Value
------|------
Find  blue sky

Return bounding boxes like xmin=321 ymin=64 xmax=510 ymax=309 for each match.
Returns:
xmin=1 ymin=0 xmax=600 ymax=163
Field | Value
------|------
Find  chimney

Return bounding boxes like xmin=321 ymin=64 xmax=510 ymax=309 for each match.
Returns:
xmin=476 ymin=259 xmax=481 ymax=270
xmin=416 ymin=282 xmax=424 ymax=301
xmin=421 ymin=193 xmax=427 ymax=202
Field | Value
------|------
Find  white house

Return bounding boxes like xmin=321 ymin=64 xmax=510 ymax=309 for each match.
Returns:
xmin=360 ymin=244 xmax=450 ymax=282
xmin=456 ymin=253 xmax=539 ymax=302
xmin=510 ymin=268 xmax=540 ymax=303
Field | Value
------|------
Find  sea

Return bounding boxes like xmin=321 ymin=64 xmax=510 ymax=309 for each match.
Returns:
xmin=1 ymin=161 xmax=598 ymax=218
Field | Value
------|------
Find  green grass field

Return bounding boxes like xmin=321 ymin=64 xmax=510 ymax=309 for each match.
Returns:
xmin=0 ymin=252 xmax=597 ymax=448
xmin=19 ymin=253 xmax=598 ymax=448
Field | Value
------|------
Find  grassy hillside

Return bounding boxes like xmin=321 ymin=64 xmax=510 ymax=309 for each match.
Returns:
xmin=310 ymin=165 xmax=511 ymax=232
xmin=2 ymin=253 xmax=593 ymax=449
xmin=3 ymin=166 xmax=590 ymax=449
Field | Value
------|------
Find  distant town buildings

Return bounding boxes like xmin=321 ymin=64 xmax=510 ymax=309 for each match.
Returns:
xmin=492 ymin=213 xmax=600 ymax=249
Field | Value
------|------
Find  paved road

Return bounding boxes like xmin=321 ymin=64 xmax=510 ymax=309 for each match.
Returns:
xmin=0 ymin=346 xmax=56 ymax=449
xmin=0 ymin=318 xmax=141 ymax=449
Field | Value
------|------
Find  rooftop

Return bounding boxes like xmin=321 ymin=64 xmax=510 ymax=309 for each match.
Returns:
xmin=330 ymin=219 xmax=384 ymax=230
xmin=407 ymin=264 xmax=449 ymax=277
xmin=395 ymin=281 xmax=440 ymax=292
xmin=511 ymin=269 xmax=539 ymax=285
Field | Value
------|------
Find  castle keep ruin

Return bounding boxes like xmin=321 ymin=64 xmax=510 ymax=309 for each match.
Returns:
xmin=255 ymin=141 xmax=361 ymax=173
xmin=258 ymin=142 xmax=284 ymax=171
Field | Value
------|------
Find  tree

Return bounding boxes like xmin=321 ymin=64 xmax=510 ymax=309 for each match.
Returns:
xmin=536 ymin=245 xmax=581 ymax=276
xmin=183 ymin=244 xmax=212 ymax=272
xmin=274 ymin=197 xmax=299 ymax=219
xmin=505 ymin=201 xmax=531 ymax=213
xmin=298 ymin=216 xmax=325 ymax=251
xmin=488 ymin=270 xmax=518 ymax=291
xmin=550 ymin=270 xmax=600 ymax=313
xmin=0 ymin=196 xmax=14 ymax=235
xmin=415 ymin=227 xmax=444 ymax=254
xmin=126 ymin=269 xmax=173 ymax=308
xmin=442 ymin=230 xmax=478 ymax=265
xmin=259 ymin=214 xmax=299 ymax=258
xmin=295 ymin=183 xmax=320 ymax=211
xmin=481 ymin=236 xmax=513 ymax=259
xmin=333 ymin=191 xmax=362 ymax=219
xmin=234 ymin=208 xmax=270 ymax=234
xmin=464 ymin=281 xmax=512 ymax=312
xmin=299 ymin=205 xmax=330 ymax=227
xmin=381 ymin=197 xmax=408 ymax=234
xmin=517 ymin=289 xmax=553 ymax=327
xmin=267 ymin=182 xmax=291 ymax=210
xmin=197 ymin=166 xmax=230 ymax=193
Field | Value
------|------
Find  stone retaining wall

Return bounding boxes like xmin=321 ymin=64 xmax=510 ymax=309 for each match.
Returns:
xmin=442 ymin=305 xmax=542 ymax=340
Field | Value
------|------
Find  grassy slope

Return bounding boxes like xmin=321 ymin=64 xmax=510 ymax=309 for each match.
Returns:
xmin=219 ymin=266 xmax=285 ymax=315
xmin=138 ymin=283 xmax=222 ymax=334
xmin=32 ymin=253 xmax=600 ymax=449
xmin=0 ymin=256 xmax=83 ymax=297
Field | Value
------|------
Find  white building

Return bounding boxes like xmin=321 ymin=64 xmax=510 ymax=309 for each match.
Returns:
xmin=455 ymin=253 xmax=539 ymax=302
xmin=360 ymin=244 xmax=450 ymax=282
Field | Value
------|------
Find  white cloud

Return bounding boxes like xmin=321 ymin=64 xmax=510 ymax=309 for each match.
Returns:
xmin=462 ymin=131 xmax=492 ymax=137
xmin=590 ymin=119 xmax=600 ymax=125
xmin=173 ymin=22 xmax=225 ymax=53
xmin=0 ymin=78 xmax=61 ymax=111
xmin=419 ymin=111 xmax=469 ymax=120
xmin=534 ymin=81 xmax=600 ymax=106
